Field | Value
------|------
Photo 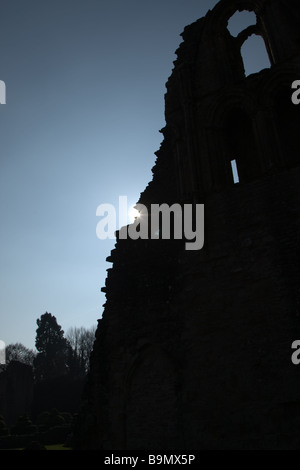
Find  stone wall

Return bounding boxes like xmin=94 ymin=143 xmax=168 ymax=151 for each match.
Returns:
xmin=0 ymin=361 xmax=34 ymax=427
xmin=75 ymin=0 xmax=300 ymax=450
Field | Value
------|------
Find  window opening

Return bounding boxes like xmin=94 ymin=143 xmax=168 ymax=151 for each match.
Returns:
xmin=241 ymin=34 xmax=271 ymax=76
xmin=231 ymin=159 xmax=239 ymax=184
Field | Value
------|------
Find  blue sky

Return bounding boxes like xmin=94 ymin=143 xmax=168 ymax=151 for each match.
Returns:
xmin=0 ymin=1 xmax=270 ymax=350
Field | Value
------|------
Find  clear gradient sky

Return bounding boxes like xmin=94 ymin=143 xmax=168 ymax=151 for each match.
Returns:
xmin=0 ymin=0 xmax=271 ymax=350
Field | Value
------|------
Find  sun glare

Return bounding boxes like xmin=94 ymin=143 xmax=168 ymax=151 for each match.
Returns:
xmin=129 ymin=206 xmax=140 ymax=223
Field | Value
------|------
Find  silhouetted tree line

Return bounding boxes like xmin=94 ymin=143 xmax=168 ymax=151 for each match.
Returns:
xmin=1 ymin=312 xmax=96 ymax=423
xmin=5 ymin=312 xmax=96 ymax=381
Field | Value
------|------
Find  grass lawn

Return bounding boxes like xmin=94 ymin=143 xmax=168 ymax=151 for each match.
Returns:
xmin=45 ymin=444 xmax=72 ymax=450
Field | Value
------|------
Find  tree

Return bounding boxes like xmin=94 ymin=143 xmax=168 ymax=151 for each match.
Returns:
xmin=34 ymin=312 xmax=69 ymax=380
xmin=66 ymin=325 xmax=96 ymax=376
xmin=5 ymin=343 xmax=36 ymax=367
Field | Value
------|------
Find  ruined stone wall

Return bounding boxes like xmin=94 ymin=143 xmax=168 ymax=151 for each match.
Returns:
xmin=75 ymin=0 xmax=300 ymax=449
xmin=0 ymin=362 xmax=34 ymax=427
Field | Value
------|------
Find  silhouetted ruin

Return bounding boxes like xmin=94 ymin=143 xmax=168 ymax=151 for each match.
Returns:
xmin=0 ymin=362 xmax=34 ymax=427
xmin=75 ymin=0 xmax=300 ymax=449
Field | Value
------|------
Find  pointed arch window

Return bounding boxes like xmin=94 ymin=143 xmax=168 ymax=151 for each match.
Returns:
xmin=227 ymin=10 xmax=271 ymax=76
xmin=241 ymin=34 xmax=271 ymax=76
xmin=223 ymin=108 xmax=260 ymax=184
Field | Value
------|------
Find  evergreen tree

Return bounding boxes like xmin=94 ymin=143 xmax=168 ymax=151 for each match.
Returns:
xmin=34 ymin=312 xmax=69 ymax=380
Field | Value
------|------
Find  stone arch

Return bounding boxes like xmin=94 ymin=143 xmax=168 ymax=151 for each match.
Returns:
xmin=209 ymin=0 xmax=266 ymax=33
xmin=195 ymin=0 xmax=273 ymax=93
xmin=227 ymin=9 xmax=257 ymax=37
xmin=207 ymin=0 xmax=274 ymax=68
xmin=206 ymin=88 xmax=258 ymax=125
xmin=124 ymin=343 xmax=182 ymax=449
xmin=207 ymin=0 xmax=300 ymax=64
xmin=203 ymin=90 xmax=261 ymax=189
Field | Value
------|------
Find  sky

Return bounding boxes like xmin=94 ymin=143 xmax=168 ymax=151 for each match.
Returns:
xmin=0 ymin=0 xmax=271 ymax=351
